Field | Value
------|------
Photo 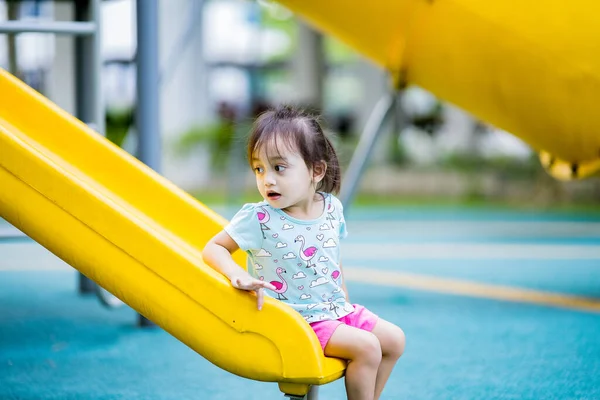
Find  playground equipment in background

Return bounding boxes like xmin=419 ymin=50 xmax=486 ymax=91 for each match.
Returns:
xmin=277 ymin=0 xmax=600 ymax=186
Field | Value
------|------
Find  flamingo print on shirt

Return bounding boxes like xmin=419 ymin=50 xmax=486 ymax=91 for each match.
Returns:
xmin=224 ymin=193 xmax=352 ymax=324
xmin=328 ymin=297 xmax=341 ymax=317
xmin=331 ymin=269 xmax=341 ymax=282
xmin=270 ymin=267 xmax=288 ymax=300
xmin=295 ymin=235 xmax=318 ymax=275
xmin=257 ymin=206 xmax=270 ymax=239
xmin=326 ymin=202 xmax=336 ymax=229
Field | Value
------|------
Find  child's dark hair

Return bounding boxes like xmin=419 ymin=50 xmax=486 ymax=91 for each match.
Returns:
xmin=247 ymin=105 xmax=341 ymax=194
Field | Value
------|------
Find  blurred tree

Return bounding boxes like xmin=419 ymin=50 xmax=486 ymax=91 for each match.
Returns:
xmin=105 ymin=108 xmax=134 ymax=148
xmin=411 ymin=102 xmax=444 ymax=135
xmin=175 ymin=101 xmax=238 ymax=171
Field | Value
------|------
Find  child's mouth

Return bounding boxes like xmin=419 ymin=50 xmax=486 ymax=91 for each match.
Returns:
xmin=267 ymin=192 xmax=281 ymax=200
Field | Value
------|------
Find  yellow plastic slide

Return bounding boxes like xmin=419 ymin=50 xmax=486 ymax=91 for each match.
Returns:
xmin=277 ymin=0 xmax=600 ymax=180
xmin=0 ymin=69 xmax=344 ymax=397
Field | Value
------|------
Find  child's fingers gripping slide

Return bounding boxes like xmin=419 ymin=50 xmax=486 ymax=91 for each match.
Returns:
xmin=231 ymin=275 xmax=276 ymax=310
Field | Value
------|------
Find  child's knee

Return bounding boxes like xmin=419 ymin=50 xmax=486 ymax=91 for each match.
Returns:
xmin=356 ymin=333 xmax=382 ymax=366
xmin=378 ymin=324 xmax=405 ymax=360
xmin=387 ymin=326 xmax=405 ymax=359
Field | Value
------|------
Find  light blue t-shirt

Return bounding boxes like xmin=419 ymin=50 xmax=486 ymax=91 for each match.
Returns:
xmin=225 ymin=193 xmax=354 ymax=324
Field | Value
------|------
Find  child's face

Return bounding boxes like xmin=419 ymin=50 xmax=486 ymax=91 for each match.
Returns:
xmin=251 ymin=142 xmax=316 ymax=210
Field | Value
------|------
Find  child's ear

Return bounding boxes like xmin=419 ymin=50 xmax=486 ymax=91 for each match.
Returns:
xmin=312 ymin=161 xmax=327 ymax=183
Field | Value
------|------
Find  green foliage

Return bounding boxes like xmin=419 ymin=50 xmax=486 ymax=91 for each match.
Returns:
xmin=105 ymin=108 xmax=133 ymax=147
xmin=175 ymin=121 xmax=236 ymax=169
xmin=324 ymin=37 xmax=358 ymax=64
xmin=258 ymin=2 xmax=296 ymax=62
xmin=258 ymin=1 xmax=357 ymax=64
xmin=410 ymin=102 xmax=444 ymax=135
xmin=440 ymin=153 xmax=542 ymax=179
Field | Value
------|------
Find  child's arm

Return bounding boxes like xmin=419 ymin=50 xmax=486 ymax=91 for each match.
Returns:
xmin=202 ymin=230 xmax=275 ymax=310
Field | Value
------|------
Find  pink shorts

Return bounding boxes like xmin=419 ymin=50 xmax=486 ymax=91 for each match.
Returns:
xmin=309 ymin=304 xmax=379 ymax=351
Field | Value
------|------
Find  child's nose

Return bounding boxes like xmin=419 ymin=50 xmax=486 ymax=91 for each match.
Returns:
xmin=264 ymin=172 xmax=276 ymax=185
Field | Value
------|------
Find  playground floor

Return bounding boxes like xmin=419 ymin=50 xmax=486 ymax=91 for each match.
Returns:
xmin=1 ymin=206 xmax=599 ymax=399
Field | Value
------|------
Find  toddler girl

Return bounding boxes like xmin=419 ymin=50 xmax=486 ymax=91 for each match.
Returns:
xmin=202 ymin=105 xmax=405 ymax=400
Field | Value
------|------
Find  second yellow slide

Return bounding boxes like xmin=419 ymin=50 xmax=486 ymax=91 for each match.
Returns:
xmin=277 ymin=0 xmax=600 ymax=180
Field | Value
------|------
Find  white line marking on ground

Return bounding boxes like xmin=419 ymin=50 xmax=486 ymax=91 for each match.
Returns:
xmin=348 ymin=221 xmax=600 ymax=238
xmin=344 ymin=243 xmax=600 ymax=260
xmin=344 ymin=267 xmax=600 ymax=313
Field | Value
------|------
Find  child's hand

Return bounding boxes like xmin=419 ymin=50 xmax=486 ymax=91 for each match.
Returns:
xmin=230 ymin=275 xmax=276 ymax=310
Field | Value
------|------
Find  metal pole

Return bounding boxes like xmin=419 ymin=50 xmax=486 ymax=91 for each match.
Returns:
xmin=339 ymin=92 xmax=398 ymax=208
xmin=284 ymin=386 xmax=319 ymax=400
xmin=136 ymin=0 xmax=161 ymax=172
xmin=74 ymin=0 xmax=92 ymax=127
xmin=91 ymin=0 xmax=105 ymax=135
xmin=74 ymin=0 xmax=103 ymax=294
xmin=74 ymin=0 xmax=104 ymax=134
xmin=136 ymin=0 xmax=161 ymax=327
xmin=0 ymin=226 xmax=27 ymax=240
xmin=6 ymin=1 xmax=19 ymax=76
xmin=306 ymin=386 xmax=319 ymax=400
xmin=0 ymin=21 xmax=96 ymax=35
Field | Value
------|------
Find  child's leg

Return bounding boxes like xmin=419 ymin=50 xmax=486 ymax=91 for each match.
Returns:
xmin=370 ymin=319 xmax=405 ymax=400
xmin=324 ymin=324 xmax=382 ymax=400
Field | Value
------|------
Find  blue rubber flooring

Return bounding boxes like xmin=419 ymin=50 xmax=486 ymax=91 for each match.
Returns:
xmin=1 ymin=206 xmax=599 ymax=399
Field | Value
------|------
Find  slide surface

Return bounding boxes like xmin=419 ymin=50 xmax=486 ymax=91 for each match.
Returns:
xmin=0 ymin=69 xmax=344 ymax=396
xmin=278 ymin=0 xmax=600 ymax=180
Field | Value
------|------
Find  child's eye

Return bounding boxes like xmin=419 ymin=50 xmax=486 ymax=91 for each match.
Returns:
xmin=254 ymin=166 xmax=264 ymax=174
xmin=274 ymin=165 xmax=286 ymax=172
